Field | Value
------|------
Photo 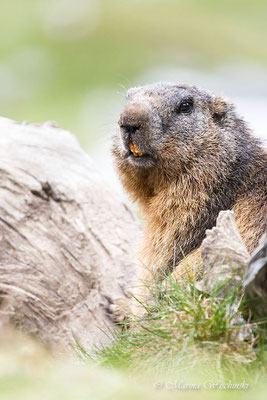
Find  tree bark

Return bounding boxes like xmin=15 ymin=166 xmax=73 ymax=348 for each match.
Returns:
xmin=0 ymin=117 xmax=141 ymax=350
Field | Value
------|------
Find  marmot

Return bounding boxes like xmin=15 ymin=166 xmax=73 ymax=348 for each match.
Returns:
xmin=112 ymin=82 xmax=267 ymax=306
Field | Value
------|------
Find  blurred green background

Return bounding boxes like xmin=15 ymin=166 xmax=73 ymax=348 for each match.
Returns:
xmin=0 ymin=0 xmax=266 ymax=183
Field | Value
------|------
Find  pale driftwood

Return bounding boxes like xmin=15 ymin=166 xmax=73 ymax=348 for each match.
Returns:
xmin=0 ymin=117 xmax=141 ymax=350
xmin=196 ymin=211 xmax=266 ymax=339
xmin=196 ymin=211 xmax=250 ymax=296
xmin=196 ymin=211 xmax=253 ymax=341
xmin=243 ymin=237 xmax=267 ymax=318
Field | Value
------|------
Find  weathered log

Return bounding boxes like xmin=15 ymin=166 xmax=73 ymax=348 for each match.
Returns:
xmin=196 ymin=211 xmax=253 ymax=341
xmin=196 ymin=210 xmax=250 ymax=296
xmin=196 ymin=211 xmax=266 ymax=339
xmin=243 ymin=236 xmax=267 ymax=319
xmin=0 ymin=117 xmax=140 ymax=350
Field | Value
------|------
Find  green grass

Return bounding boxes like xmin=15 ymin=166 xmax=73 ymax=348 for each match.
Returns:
xmin=90 ymin=276 xmax=267 ymax=391
xmin=0 ymin=273 xmax=266 ymax=399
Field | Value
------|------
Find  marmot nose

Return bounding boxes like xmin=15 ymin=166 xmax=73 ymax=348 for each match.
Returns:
xmin=120 ymin=123 xmax=141 ymax=136
xmin=119 ymin=105 xmax=150 ymax=136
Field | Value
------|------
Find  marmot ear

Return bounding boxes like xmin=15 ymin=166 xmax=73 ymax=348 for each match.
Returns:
xmin=210 ymin=96 xmax=227 ymax=125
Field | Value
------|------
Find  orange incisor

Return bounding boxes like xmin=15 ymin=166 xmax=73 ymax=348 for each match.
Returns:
xmin=130 ymin=142 xmax=143 ymax=157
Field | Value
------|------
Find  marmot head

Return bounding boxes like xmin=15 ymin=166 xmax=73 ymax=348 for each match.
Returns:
xmin=112 ymin=82 xmax=249 ymax=200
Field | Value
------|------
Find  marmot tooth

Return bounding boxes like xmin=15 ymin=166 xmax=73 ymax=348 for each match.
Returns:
xmin=129 ymin=142 xmax=135 ymax=153
xmin=130 ymin=142 xmax=142 ymax=157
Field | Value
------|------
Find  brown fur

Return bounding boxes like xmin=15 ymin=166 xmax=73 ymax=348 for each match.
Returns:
xmin=112 ymin=82 xmax=267 ymax=305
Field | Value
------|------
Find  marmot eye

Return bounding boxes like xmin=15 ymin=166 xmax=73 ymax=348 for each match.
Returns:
xmin=177 ymin=100 xmax=193 ymax=114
